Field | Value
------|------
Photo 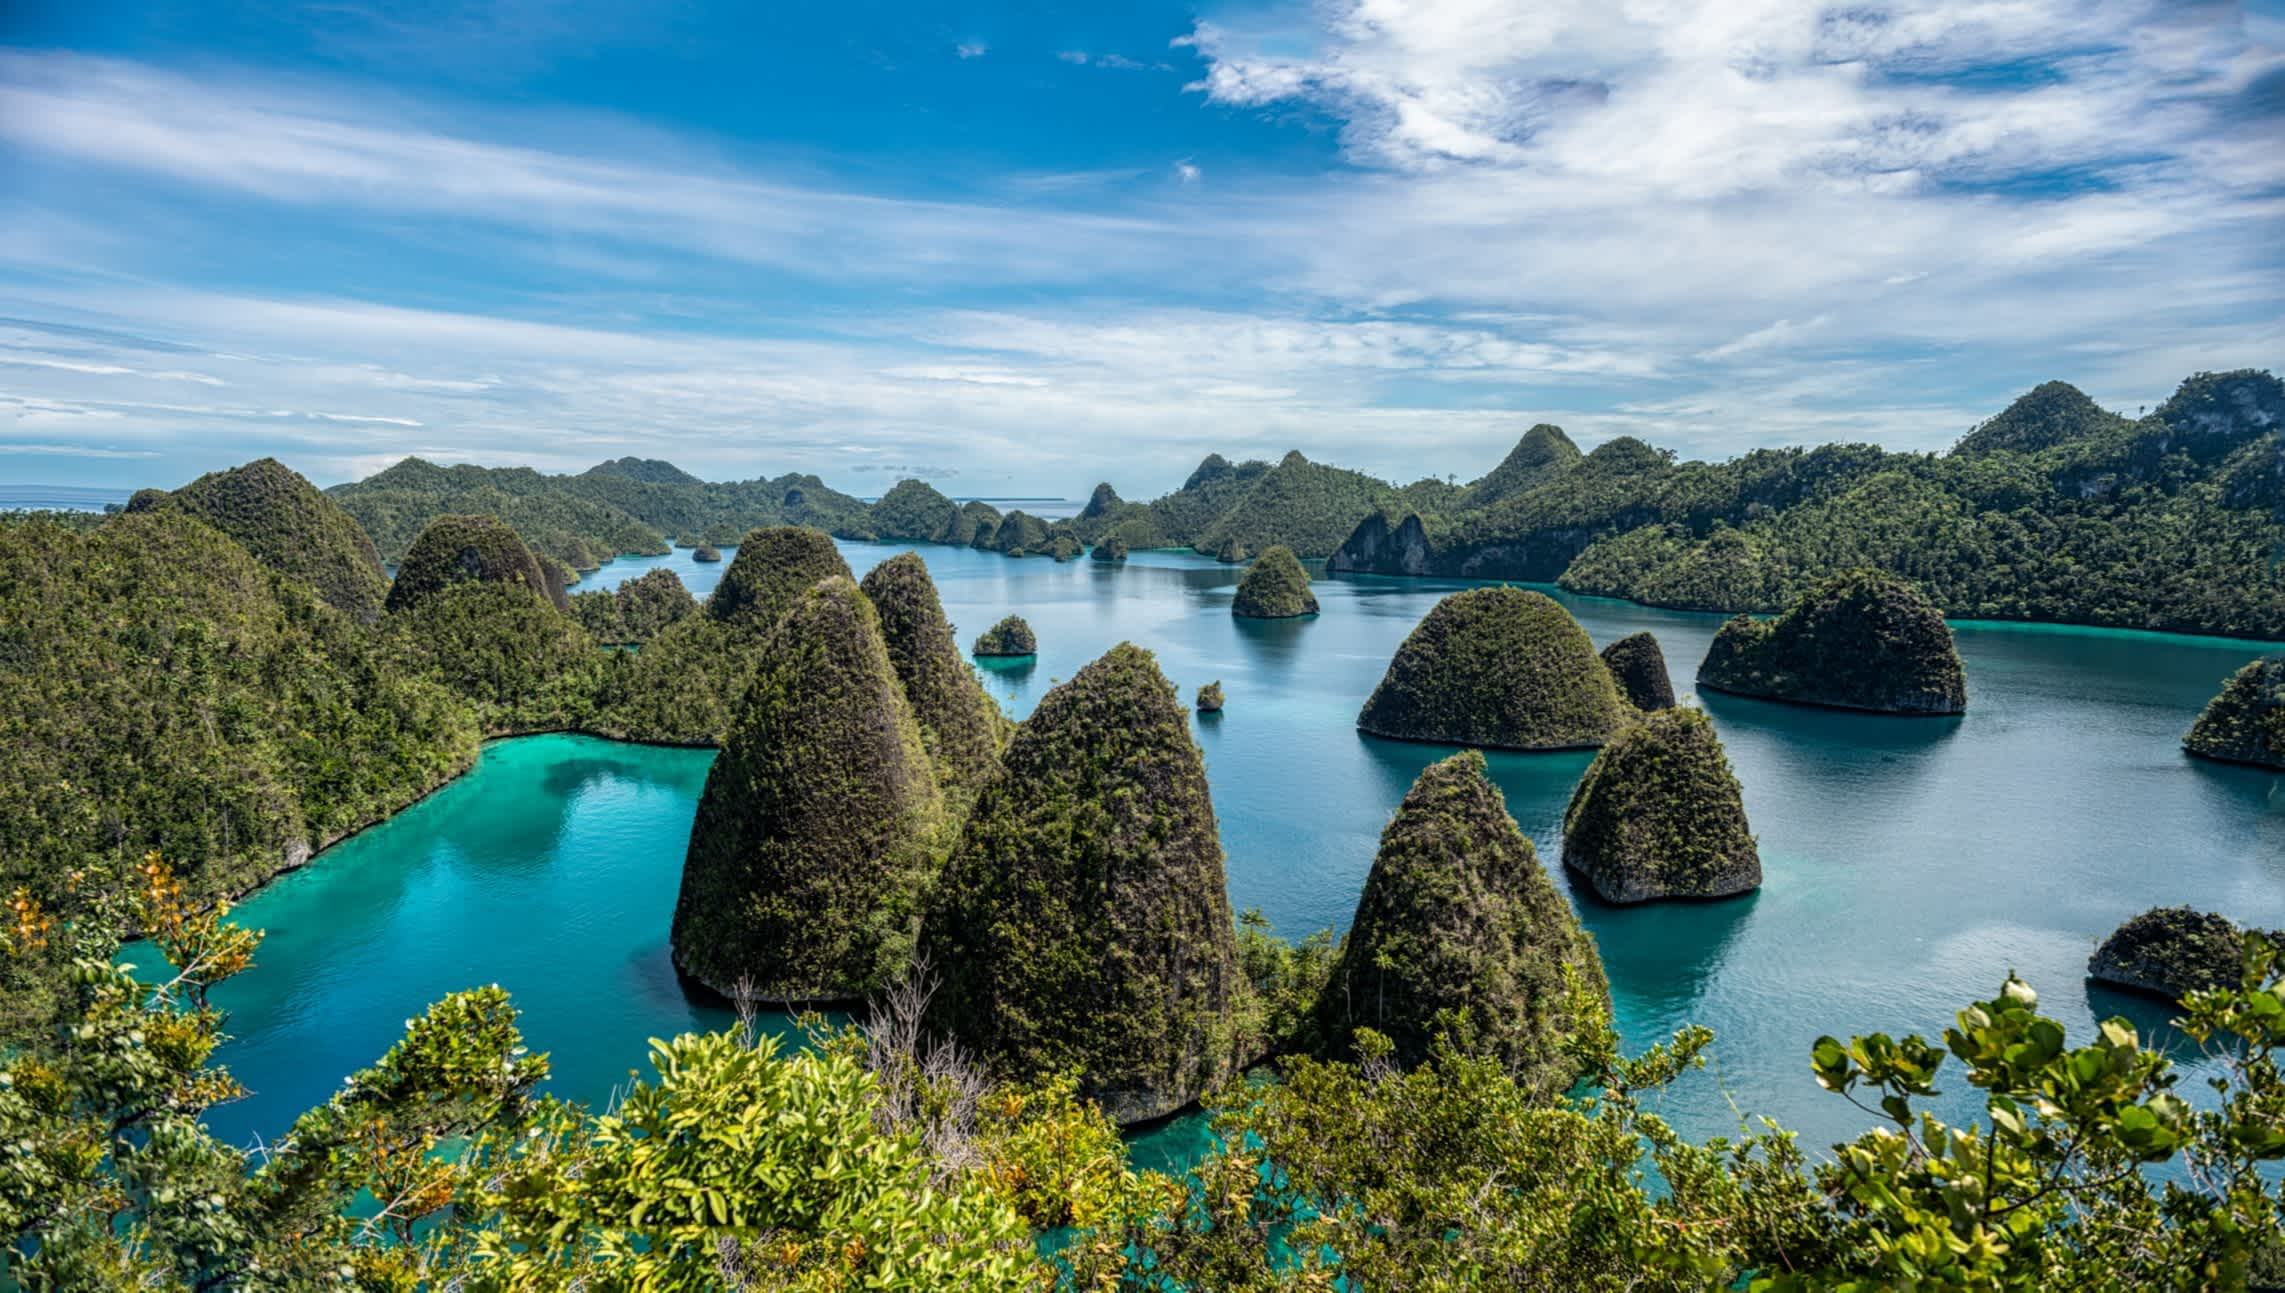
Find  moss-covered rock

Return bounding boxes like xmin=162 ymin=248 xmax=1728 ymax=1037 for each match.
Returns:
xmin=1696 ymin=569 xmax=1966 ymax=714
xmin=1600 ymin=632 xmax=1675 ymax=711
xmin=1045 ymin=534 xmax=1082 ymax=562
xmin=1357 ymin=587 xmax=1628 ymax=750
xmin=1214 ymin=535 xmax=1248 ymax=564
xmin=1231 ymin=545 xmax=1318 ymax=619
xmin=2183 ymin=655 xmax=2285 ymax=770
xmin=1317 ymin=751 xmax=1607 ymax=1089
xmin=574 ymin=567 xmax=697 ymax=645
xmin=692 ymin=544 xmax=722 ymax=562
xmin=385 ymin=581 xmax=604 ymax=734
xmin=922 ymin=644 xmax=1247 ymax=1124
xmin=706 ymin=526 xmax=851 ymax=628
xmin=1561 ymin=708 xmax=1760 ymax=904
xmin=672 ymin=577 xmax=949 ymax=1001
xmin=950 ymin=500 xmax=1002 ymax=547
xmin=859 ymin=553 xmax=1006 ymax=791
xmin=1196 ymin=680 xmax=1224 ymax=713
xmin=2088 ymin=907 xmax=2263 ymax=1002
xmin=163 ymin=458 xmax=390 ymax=620
xmin=986 ymin=511 xmax=1050 ymax=556
xmin=1091 ymin=534 xmax=1129 ymax=562
xmin=385 ymin=514 xmax=560 ymax=614
xmin=972 ymin=615 xmax=1037 ymax=657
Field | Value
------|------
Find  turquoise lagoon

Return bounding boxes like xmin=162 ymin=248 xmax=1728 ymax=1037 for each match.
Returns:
xmin=181 ymin=540 xmax=2285 ymax=1167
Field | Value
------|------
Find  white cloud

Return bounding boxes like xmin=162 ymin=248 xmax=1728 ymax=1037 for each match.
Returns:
xmin=1174 ymin=159 xmax=1202 ymax=184
xmin=956 ymin=40 xmax=988 ymax=59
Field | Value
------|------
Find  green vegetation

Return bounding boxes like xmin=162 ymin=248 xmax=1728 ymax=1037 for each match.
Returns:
xmin=923 ymin=644 xmax=1249 ymax=1124
xmin=859 ymin=553 xmax=1007 ymax=791
xmin=1196 ymin=679 xmax=1224 ymax=712
xmin=2088 ymin=906 xmax=2271 ymax=1003
xmin=952 ymin=499 xmax=1003 ymax=546
xmin=153 ymin=458 xmax=390 ymax=620
xmin=1090 ymin=533 xmax=1128 ymax=562
xmin=1698 ymin=569 xmax=1968 ymax=714
xmin=1230 ymin=544 xmax=1319 ymax=618
xmin=1045 ymin=534 xmax=1082 ymax=561
xmin=1319 ymin=751 xmax=1608 ymax=1087
xmin=869 ymin=478 xmax=963 ymax=542
xmin=19 ymin=861 xmax=2285 ymax=1290
xmin=672 ymin=578 xmax=950 ymax=1001
xmin=973 ymin=614 xmax=1037 ymax=657
xmin=1563 ymin=707 xmax=1761 ymax=903
xmin=1070 ymin=482 xmax=1147 ymax=543
xmin=0 ymin=513 xmax=477 ymax=1043
xmin=1196 ymin=451 xmax=1408 ymax=560
xmin=1331 ymin=371 xmax=2285 ymax=641
xmin=568 ymin=567 xmax=697 ymax=645
xmin=705 ymin=525 xmax=852 ymax=628
xmin=1601 ymin=631 xmax=1676 ymax=710
xmin=984 ymin=510 xmax=1052 ymax=556
xmin=385 ymin=513 xmax=561 ymax=614
xmin=691 ymin=543 xmax=721 ymax=562
xmin=1357 ymin=586 xmax=1629 ymax=749
xmin=2183 ymin=654 xmax=2285 ymax=770
xmin=385 ymin=582 xmax=605 ymax=734
xmin=1457 ymin=423 xmax=1583 ymax=509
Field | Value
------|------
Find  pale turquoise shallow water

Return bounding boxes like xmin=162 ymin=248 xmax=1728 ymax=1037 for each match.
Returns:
xmin=175 ymin=540 xmax=2285 ymax=1171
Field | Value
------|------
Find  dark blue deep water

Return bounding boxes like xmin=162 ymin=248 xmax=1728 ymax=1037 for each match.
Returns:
xmin=168 ymin=540 xmax=2285 ymax=1171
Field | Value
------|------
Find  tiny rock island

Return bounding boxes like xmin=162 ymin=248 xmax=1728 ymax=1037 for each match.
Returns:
xmin=2183 ymin=655 xmax=2285 ymax=770
xmin=2088 ymin=907 xmax=2267 ymax=1003
xmin=1230 ymin=545 xmax=1319 ymax=618
xmin=1600 ymin=631 xmax=1676 ymax=711
xmin=1562 ymin=707 xmax=1761 ymax=904
xmin=972 ymin=614 xmax=1038 ymax=658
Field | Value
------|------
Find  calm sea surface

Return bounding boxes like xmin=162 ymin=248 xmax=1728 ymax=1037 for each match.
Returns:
xmin=172 ymin=540 xmax=2285 ymax=1171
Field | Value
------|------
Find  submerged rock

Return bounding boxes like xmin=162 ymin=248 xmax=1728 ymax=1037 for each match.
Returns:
xmin=165 ymin=458 xmax=390 ymax=620
xmin=859 ymin=553 xmax=1005 ymax=791
xmin=1357 ymin=586 xmax=1628 ymax=750
xmin=706 ymin=526 xmax=851 ymax=628
xmin=386 ymin=514 xmax=559 ymax=614
xmin=1231 ymin=545 xmax=1319 ymax=619
xmin=2088 ymin=907 xmax=2263 ymax=1002
xmin=1696 ymin=569 xmax=1966 ymax=714
xmin=923 ymin=643 xmax=1247 ymax=1124
xmin=972 ymin=614 xmax=1037 ymax=657
xmin=1561 ymin=708 xmax=1760 ymax=904
xmin=1600 ymin=632 xmax=1676 ymax=711
xmin=1196 ymin=680 xmax=1224 ymax=712
xmin=1318 ymin=752 xmax=1608 ymax=1090
xmin=2183 ymin=655 xmax=2285 ymax=770
xmin=672 ymin=577 xmax=949 ymax=1001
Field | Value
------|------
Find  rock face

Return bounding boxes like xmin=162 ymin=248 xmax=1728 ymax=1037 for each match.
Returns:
xmin=972 ymin=615 xmax=1037 ymax=657
xmin=2183 ymin=655 xmax=2285 ymax=770
xmin=1196 ymin=680 xmax=1224 ymax=712
xmin=858 ymin=553 xmax=1005 ymax=791
xmin=1318 ymin=752 xmax=1607 ymax=1090
xmin=1091 ymin=533 xmax=1128 ymax=562
xmin=1600 ymin=632 xmax=1676 ymax=710
xmin=1696 ymin=569 xmax=1967 ymax=714
xmin=164 ymin=458 xmax=390 ymax=620
xmin=672 ymin=577 xmax=949 ymax=1001
xmin=1357 ymin=587 xmax=1629 ymax=750
xmin=923 ymin=644 xmax=1246 ymax=1125
xmin=2088 ymin=907 xmax=2260 ymax=1002
xmin=386 ymin=514 xmax=560 ymax=614
xmin=1231 ymin=545 xmax=1319 ymax=619
xmin=1328 ymin=511 xmax=1433 ymax=576
xmin=1561 ymin=708 xmax=1760 ymax=904
xmin=706 ymin=526 xmax=851 ymax=628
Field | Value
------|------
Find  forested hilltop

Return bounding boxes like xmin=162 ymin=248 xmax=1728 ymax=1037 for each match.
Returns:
xmin=1336 ymin=370 xmax=2285 ymax=639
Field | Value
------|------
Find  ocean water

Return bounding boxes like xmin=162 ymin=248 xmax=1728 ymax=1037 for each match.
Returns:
xmin=180 ymin=540 xmax=2284 ymax=1169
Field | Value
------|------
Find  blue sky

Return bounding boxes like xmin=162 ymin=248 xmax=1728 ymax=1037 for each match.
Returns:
xmin=1 ymin=0 xmax=2280 ymax=495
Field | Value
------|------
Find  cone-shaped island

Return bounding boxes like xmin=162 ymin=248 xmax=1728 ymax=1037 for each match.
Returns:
xmin=1231 ymin=545 xmax=1319 ymax=619
xmin=1318 ymin=752 xmax=1608 ymax=1090
xmin=972 ymin=614 xmax=1037 ymax=658
xmin=161 ymin=458 xmax=390 ymax=620
xmin=2183 ymin=655 xmax=2284 ymax=770
xmin=1357 ymin=586 xmax=1628 ymax=749
xmin=386 ymin=513 xmax=560 ymax=613
xmin=1562 ymin=708 xmax=1760 ymax=904
xmin=859 ymin=553 xmax=1005 ymax=791
xmin=1600 ymin=632 xmax=1675 ymax=711
xmin=705 ymin=526 xmax=851 ymax=628
xmin=922 ymin=643 xmax=1246 ymax=1124
xmin=1696 ymin=569 xmax=1966 ymax=714
xmin=671 ymin=577 xmax=948 ymax=1001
